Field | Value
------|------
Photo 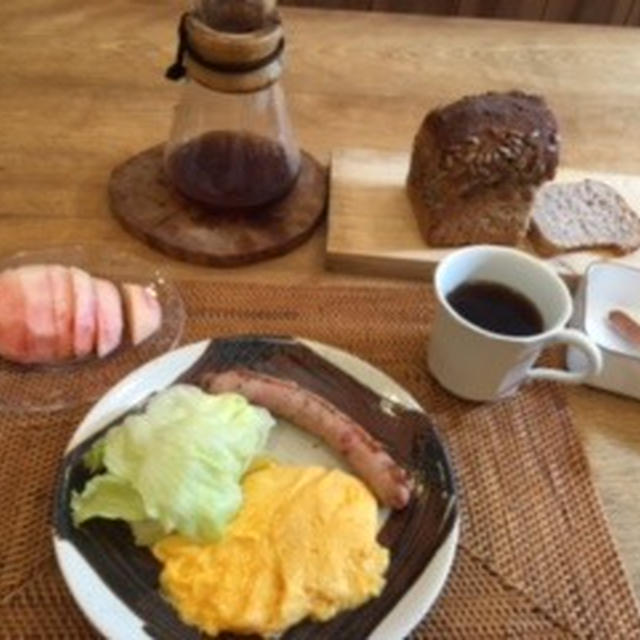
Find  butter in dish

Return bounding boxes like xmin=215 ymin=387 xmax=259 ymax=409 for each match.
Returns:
xmin=567 ymin=262 xmax=640 ymax=400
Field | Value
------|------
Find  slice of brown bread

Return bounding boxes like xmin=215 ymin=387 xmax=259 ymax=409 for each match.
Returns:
xmin=530 ymin=179 xmax=640 ymax=256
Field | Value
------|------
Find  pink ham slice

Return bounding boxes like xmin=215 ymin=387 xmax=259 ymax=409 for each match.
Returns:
xmin=70 ymin=267 xmax=97 ymax=358
xmin=18 ymin=265 xmax=58 ymax=363
xmin=48 ymin=265 xmax=75 ymax=360
xmin=122 ymin=283 xmax=162 ymax=346
xmin=93 ymin=277 xmax=123 ymax=357
xmin=0 ymin=269 xmax=28 ymax=363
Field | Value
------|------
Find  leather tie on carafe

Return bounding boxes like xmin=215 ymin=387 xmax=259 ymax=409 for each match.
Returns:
xmin=164 ymin=1 xmax=285 ymax=93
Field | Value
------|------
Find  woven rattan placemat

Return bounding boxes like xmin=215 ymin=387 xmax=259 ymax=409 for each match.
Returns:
xmin=1 ymin=280 xmax=639 ymax=638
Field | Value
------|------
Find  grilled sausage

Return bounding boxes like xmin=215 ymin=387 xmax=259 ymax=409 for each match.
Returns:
xmin=201 ymin=368 xmax=412 ymax=509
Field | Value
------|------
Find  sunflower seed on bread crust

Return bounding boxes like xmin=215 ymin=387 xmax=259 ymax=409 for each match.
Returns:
xmin=530 ymin=179 xmax=640 ymax=256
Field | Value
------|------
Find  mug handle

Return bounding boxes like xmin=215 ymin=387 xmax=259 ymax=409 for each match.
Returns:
xmin=528 ymin=328 xmax=602 ymax=384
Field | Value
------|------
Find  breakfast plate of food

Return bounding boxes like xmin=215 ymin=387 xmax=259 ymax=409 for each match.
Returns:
xmin=0 ymin=245 xmax=185 ymax=412
xmin=52 ymin=335 xmax=458 ymax=640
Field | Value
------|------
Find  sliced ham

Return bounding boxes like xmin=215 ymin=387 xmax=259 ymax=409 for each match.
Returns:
xmin=0 ymin=269 xmax=28 ymax=362
xmin=122 ymin=283 xmax=162 ymax=346
xmin=18 ymin=264 xmax=58 ymax=363
xmin=48 ymin=265 xmax=75 ymax=360
xmin=94 ymin=277 xmax=124 ymax=357
xmin=70 ymin=267 xmax=97 ymax=358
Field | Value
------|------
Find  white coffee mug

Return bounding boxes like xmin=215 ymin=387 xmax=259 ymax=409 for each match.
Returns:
xmin=428 ymin=245 xmax=602 ymax=402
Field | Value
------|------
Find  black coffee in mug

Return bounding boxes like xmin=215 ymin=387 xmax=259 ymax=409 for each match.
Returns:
xmin=446 ymin=280 xmax=544 ymax=337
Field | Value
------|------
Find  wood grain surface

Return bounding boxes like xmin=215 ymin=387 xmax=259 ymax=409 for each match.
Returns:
xmin=1 ymin=0 xmax=639 ymax=601
xmin=109 ymin=144 xmax=327 ymax=266
xmin=326 ymin=148 xmax=640 ymax=281
xmin=280 ymin=0 xmax=640 ymax=25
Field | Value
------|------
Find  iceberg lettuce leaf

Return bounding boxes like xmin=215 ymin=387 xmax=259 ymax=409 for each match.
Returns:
xmin=71 ymin=385 xmax=275 ymax=543
xmin=71 ymin=474 xmax=146 ymax=524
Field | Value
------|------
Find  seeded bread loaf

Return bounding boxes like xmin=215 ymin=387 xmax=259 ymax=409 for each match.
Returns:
xmin=407 ymin=91 xmax=560 ymax=247
xmin=530 ymin=179 xmax=640 ymax=256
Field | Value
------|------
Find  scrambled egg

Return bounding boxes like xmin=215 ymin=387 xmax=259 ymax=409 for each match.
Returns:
xmin=153 ymin=464 xmax=389 ymax=637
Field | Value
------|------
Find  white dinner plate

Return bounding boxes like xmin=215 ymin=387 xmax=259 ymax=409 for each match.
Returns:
xmin=53 ymin=336 xmax=459 ymax=640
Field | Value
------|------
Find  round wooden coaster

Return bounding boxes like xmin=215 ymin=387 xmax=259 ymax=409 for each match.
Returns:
xmin=108 ymin=144 xmax=327 ymax=267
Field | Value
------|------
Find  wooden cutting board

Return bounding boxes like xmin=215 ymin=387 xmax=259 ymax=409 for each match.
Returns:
xmin=326 ymin=148 xmax=640 ymax=283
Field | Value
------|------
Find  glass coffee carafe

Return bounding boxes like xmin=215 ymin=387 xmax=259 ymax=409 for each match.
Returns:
xmin=164 ymin=0 xmax=301 ymax=210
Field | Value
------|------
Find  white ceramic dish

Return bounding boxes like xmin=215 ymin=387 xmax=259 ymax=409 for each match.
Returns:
xmin=52 ymin=337 xmax=459 ymax=640
xmin=568 ymin=262 xmax=640 ymax=400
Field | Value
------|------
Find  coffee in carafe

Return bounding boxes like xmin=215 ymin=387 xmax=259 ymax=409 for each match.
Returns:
xmin=164 ymin=0 xmax=300 ymax=210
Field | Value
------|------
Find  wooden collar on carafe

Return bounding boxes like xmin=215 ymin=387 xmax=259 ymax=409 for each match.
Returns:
xmin=172 ymin=0 xmax=284 ymax=93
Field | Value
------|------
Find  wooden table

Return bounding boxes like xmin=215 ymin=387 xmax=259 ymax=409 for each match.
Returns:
xmin=2 ymin=0 xmax=640 ymax=600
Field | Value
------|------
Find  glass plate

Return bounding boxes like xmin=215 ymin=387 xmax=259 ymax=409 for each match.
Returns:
xmin=0 ymin=245 xmax=185 ymax=413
